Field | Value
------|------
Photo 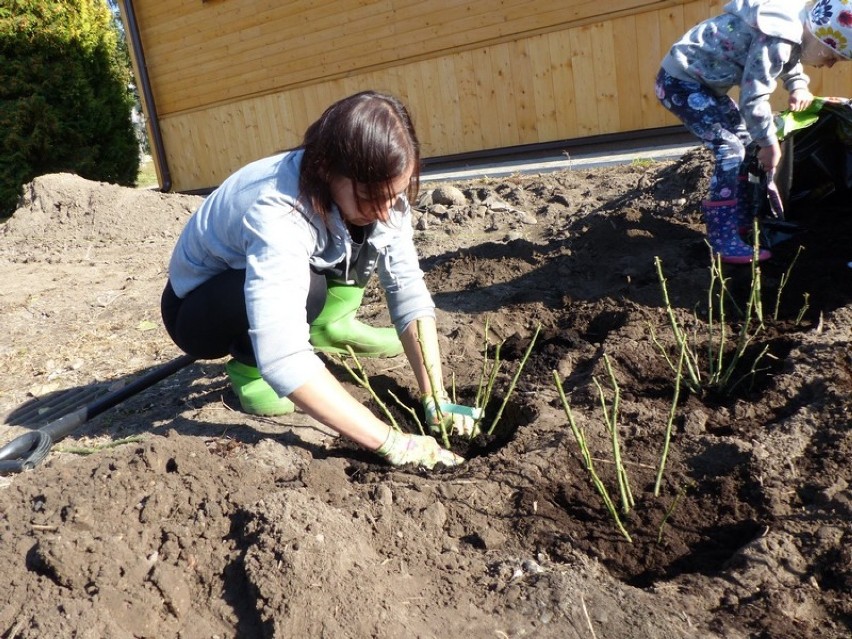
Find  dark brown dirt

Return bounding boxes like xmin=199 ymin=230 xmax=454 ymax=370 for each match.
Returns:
xmin=1 ymin=149 xmax=850 ymax=638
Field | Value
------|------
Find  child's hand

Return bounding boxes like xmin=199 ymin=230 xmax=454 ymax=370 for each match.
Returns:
xmin=757 ymin=141 xmax=782 ymax=172
xmin=788 ymin=89 xmax=814 ymax=112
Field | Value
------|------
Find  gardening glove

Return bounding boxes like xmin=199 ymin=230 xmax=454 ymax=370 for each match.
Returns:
xmin=422 ymin=395 xmax=483 ymax=438
xmin=376 ymin=429 xmax=464 ymax=469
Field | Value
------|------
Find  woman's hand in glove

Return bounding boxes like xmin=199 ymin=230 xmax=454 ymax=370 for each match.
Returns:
xmin=422 ymin=395 xmax=482 ymax=437
xmin=376 ymin=428 xmax=464 ymax=468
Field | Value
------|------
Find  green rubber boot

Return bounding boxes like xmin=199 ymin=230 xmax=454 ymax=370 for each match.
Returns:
xmin=309 ymin=280 xmax=404 ymax=358
xmin=225 ymin=359 xmax=295 ymax=416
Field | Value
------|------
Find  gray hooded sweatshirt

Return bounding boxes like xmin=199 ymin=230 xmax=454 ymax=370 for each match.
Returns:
xmin=661 ymin=0 xmax=811 ymax=147
xmin=168 ymin=150 xmax=434 ymax=397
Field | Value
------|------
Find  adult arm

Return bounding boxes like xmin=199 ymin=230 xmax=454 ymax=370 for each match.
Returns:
xmin=288 ymin=367 xmax=390 ymax=450
xmin=377 ymin=200 xmax=479 ymax=435
xmin=288 ymin=366 xmax=464 ymax=467
xmin=400 ymin=315 xmax=444 ymax=396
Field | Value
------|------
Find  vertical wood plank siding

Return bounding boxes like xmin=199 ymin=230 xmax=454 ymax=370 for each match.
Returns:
xmin=122 ymin=0 xmax=852 ymax=192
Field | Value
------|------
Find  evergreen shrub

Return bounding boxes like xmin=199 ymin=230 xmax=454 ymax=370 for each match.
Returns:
xmin=0 ymin=0 xmax=139 ymax=217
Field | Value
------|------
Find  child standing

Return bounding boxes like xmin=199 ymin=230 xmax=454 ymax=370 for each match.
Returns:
xmin=656 ymin=0 xmax=851 ymax=263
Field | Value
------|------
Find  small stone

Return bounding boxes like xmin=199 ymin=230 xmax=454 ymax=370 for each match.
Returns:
xmin=431 ymin=185 xmax=466 ymax=206
xmin=477 ymin=527 xmax=506 ymax=549
xmin=516 ymin=210 xmax=537 ymax=225
xmin=683 ymin=409 xmax=708 ymax=435
xmin=373 ymin=484 xmax=393 ymax=506
xmin=430 ymin=204 xmax=449 ymax=218
xmin=421 ymin=502 xmax=447 ymax=528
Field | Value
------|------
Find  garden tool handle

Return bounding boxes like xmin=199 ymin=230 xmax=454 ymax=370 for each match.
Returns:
xmin=0 ymin=354 xmax=196 ymax=474
xmin=439 ymin=402 xmax=484 ymax=420
xmin=0 ymin=431 xmax=54 ymax=473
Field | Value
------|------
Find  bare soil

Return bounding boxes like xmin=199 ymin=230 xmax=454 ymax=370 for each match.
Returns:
xmin=1 ymin=150 xmax=850 ymax=639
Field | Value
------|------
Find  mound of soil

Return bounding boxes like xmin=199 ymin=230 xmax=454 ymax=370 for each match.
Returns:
xmin=1 ymin=154 xmax=850 ymax=638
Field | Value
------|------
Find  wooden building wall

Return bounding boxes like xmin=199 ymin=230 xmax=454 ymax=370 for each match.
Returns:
xmin=120 ymin=0 xmax=852 ymax=193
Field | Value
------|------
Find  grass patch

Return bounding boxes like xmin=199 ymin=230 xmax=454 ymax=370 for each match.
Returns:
xmin=136 ymin=156 xmax=159 ymax=189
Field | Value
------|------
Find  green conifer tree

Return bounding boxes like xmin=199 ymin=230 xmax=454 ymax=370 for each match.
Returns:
xmin=0 ymin=0 xmax=139 ymax=217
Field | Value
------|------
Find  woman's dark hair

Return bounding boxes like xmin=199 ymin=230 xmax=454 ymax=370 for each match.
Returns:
xmin=298 ymin=91 xmax=421 ymax=224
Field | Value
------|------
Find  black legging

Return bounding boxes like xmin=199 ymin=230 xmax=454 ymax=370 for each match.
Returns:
xmin=161 ymin=268 xmax=327 ymax=366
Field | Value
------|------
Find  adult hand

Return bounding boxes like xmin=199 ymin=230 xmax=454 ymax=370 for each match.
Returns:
xmin=376 ymin=429 xmax=464 ymax=468
xmin=422 ymin=395 xmax=482 ymax=437
xmin=757 ymin=141 xmax=782 ymax=173
xmin=788 ymin=89 xmax=814 ymax=112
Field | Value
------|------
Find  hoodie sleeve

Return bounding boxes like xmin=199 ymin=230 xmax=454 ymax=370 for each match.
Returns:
xmin=374 ymin=197 xmax=435 ymax=333
xmin=739 ymin=34 xmax=808 ymax=147
xmin=242 ymin=194 xmax=327 ymax=397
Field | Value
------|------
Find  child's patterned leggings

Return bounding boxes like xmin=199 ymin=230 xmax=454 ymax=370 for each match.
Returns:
xmin=655 ymin=68 xmax=751 ymax=203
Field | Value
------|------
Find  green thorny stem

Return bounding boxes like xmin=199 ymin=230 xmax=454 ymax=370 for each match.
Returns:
xmin=339 ymin=346 xmax=400 ymax=431
xmin=654 ymin=248 xmax=768 ymax=396
xmin=795 ymin=293 xmax=811 ymax=326
xmin=387 ymin=390 xmax=426 ymax=436
xmin=487 ymin=323 xmax=541 ymax=436
xmin=706 ymin=251 xmax=726 ymax=384
xmin=657 ymin=481 xmax=694 ymax=544
xmin=416 ymin=318 xmax=451 ymax=448
xmin=592 ymin=353 xmax=634 ymax=514
xmin=654 ymin=256 xmax=701 ymax=391
xmin=654 ymin=340 xmax=686 ymax=497
xmin=554 ymin=371 xmax=632 ymax=543
xmin=773 ymin=246 xmax=803 ymax=321
xmin=475 ymin=316 xmax=506 ymax=423
xmin=713 ymin=243 xmax=766 ymax=391
xmin=474 ymin=316 xmax=494 ymax=408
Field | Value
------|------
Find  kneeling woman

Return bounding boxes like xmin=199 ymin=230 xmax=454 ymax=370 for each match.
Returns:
xmin=161 ymin=91 xmax=475 ymax=469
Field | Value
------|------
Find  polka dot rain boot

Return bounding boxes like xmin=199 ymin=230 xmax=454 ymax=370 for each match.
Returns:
xmin=702 ymin=199 xmax=771 ymax=264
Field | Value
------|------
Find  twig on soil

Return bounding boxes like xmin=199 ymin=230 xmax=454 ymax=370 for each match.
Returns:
xmin=580 ymin=594 xmax=599 ymax=639
xmin=7 ymin=620 xmax=24 ymax=639
xmin=55 ymin=435 xmax=146 ymax=456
